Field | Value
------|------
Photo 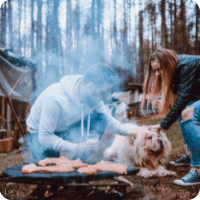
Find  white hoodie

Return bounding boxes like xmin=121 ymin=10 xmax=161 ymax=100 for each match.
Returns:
xmin=26 ymin=75 xmax=130 ymax=153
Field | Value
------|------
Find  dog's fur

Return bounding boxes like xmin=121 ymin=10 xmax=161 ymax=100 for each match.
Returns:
xmin=104 ymin=123 xmax=176 ymax=178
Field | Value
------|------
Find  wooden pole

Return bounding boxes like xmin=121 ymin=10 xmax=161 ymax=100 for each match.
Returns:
xmin=7 ymin=99 xmax=12 ymax=137
xmin=13 ymin=117 xmax=20 ymax=148
xmin=6 ymin=97 xmax=25 ymax=136
xmin=1 ymin=96 xmax=6 ymax=129
xmin=0 ymin=84 xmax=25 ymax=137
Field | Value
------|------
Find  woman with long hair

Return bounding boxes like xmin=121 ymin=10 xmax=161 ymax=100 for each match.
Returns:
xmin=141 ymin=48 xmax=200 ymax=186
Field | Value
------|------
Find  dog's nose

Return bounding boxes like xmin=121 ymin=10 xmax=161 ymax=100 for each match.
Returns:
xmin=157 ymin=139 xmax=163 ymax=149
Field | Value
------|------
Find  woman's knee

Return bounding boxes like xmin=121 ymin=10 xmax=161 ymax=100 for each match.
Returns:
xmin=182 ymin=100 xmax=200 ymax=122
xmin=181 ymin=106 xmax=194 ymax=121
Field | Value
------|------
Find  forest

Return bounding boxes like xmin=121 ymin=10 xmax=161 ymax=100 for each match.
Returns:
xmin=0 ymin=0 xmax=199 ymax=97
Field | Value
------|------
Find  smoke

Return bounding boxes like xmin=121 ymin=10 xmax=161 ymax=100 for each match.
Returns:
xmin=3 ymin=0 xmax=138 ymax=163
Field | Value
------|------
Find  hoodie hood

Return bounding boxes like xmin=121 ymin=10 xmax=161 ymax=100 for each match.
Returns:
xmin=60 ymin=75 xmax=83 ymax=107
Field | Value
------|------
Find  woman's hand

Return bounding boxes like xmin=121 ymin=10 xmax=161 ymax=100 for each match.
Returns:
xmin=148 ymin=124 xmax=162 ymax=132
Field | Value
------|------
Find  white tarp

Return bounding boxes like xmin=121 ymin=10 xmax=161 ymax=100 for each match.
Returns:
xmin=0 ymin=54 xmax=33 ymax=102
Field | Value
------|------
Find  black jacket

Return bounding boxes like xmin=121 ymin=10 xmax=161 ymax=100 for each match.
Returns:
xmin=160 ymin=54 xmax=200 ymax=130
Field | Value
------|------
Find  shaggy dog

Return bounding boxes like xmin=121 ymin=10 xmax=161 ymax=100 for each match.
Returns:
xmin=104 ymin=123 xmax=176 ymax=178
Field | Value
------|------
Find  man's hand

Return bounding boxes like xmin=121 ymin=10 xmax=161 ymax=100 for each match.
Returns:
xmin=148 ymin=124 xmax=162 ymax=132
xmin=76 ymin=141 xmax=99 ymax=154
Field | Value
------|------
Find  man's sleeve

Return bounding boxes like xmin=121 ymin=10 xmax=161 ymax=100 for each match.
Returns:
xmin=160 ymin=63 xmax=198 ymax=129
xmin=38 ymin=98 xmax=77 ymax=153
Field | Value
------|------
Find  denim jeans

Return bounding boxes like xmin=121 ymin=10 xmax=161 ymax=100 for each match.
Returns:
xmin=28 ymin=112 xmax=107 ymax=162
xmin=28 ymin=132 xmax=60 ymax=162
xmin=178 ymin=100 xmax=200 ymax=167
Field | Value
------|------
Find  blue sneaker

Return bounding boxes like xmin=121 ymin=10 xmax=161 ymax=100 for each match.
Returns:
xmin=174 ymin=168 xmax=200 ymax=186
xmin=170 ymin=154 xmax=190 ymax=166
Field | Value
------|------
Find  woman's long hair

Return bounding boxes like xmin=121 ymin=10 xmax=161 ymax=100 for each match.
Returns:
xmin=141 ymin=48 xmax=178 ymax=115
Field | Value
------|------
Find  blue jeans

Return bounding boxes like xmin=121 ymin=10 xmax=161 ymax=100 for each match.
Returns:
xmin=28 ymin=113 xmax=107 ymax=162
xmin=28 ymin=132 xmax=60 ymax=162
xmin=178 ymin=100 xmax=200 ymax=167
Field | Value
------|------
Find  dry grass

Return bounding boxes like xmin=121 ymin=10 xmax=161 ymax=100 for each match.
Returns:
xmin=0 ymin=114 xmax=199 ymax=199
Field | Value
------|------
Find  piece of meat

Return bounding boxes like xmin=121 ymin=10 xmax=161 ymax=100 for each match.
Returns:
xmin=22 ymin=163 xmax=74 ymax=174
xmin=77 ymin=161 xmax=127 ymax=175
xmin=38 ymin=164 xmax=74 ymax=173
xmin=77 ymin=166 xmax=97 ymax=175
xmin=22 ymin=158 xmax=127 ymax=176
xmin=94 ymin=161 xmax=127 ymax=175
xmin=37 ymin=157 xmax=68 ymax=166
xmin=22 ymin=163 xmax=40 ymax=174
xmin=38 ymin=156 xmax=88 ymax=168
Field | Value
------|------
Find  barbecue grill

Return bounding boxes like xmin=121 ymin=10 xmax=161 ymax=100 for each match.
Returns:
xmin=0 ymin=162 xmax=139 ymax=199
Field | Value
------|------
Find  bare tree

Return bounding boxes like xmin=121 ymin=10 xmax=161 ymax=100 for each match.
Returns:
xmin=66 ymin=0 xmax=72 ymax=74
xmin=36 ymin=0 xmax=42 ymax=53
xmin=138 ymin=8 xmax=144 ymax=84
xmin=168 ymin=0 xmax=174 ymax=48
xmin=160 ymin=0 xmax=168 ymax=48
xmin=17 ymin=0 xmax=22 ymax=54
xmin=35 ymin=0 xmax=43 ymax=95
xmin=73 ymin=0 xmax=81 ymax=73
xmin=31 ymin=0 xmax=35 ymax=58
xmin=0 ymin=2 xmax=7 ymax=46
xmin=23 ymin=0 xmax=27 ymax=56
xmin=173 ymin=0 xmax=178 ymax=51
xmin=8 ymin=0 xmax=13 ymax=50
xmin=145 ymin=0 xmax=156 ymax=53
xmin=111 ymin=0 xmax=117 ymax=65
xmin=179 ymin=0 xmax=188 ymax=53
xmin=195 ymin=3 xmax=199 ymax=54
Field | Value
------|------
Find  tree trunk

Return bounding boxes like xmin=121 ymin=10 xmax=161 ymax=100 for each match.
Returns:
xmin=18 ymin=0 xmax=22 ymax=54
xmin=195 ymin=3 xmax=199 ymax=54
xmin=31 ymin=0 xmax=35 ymax=58
xmin=8 ymin=0 xmax=13 ymax=50
xmin=160 ymin=0 xmax=168 ymax=48
xmin=169 ymin=1 xmax=174 ymax=48
xmin=66 ymin=0 xmax=72 ymax=74
xmin=23 ymin=0 xmax=27 ymax=56
xmin=73 ymin=0 xmax=81 ymax=74
xmin=36 ymin=0 xmax=43 ymax=95
xmin=138 ymin=8 xmax=144 ymax=84
xmin=0 ymin=2 xmax=7 ymax=46
xmin=111 ymin=0 xmax=117 ymax=65
xmin=174 ymin=0 xmax=177 ymax=51
xmin=180 ymin=0 xmax=188 ymax=53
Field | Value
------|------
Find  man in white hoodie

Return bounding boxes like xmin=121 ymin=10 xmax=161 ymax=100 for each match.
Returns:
xmin=26 ymin=62 xmax=131 ymax=161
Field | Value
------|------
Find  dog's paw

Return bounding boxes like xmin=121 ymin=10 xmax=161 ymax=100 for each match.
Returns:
xmin=137 ymin=168 xmax=156 ymax=178
xmin=156 ymin=170 xmax=177 ymax=177
xmin=165 ymin=170 xmax=177 ymax=176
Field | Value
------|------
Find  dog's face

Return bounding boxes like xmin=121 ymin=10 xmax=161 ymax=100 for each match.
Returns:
xmin=126 ymin=124 xmax=171 ymax=170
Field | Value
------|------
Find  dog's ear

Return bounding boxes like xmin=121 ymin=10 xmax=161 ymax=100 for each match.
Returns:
xmin=148 ymin=126 xmax=155 ymax=131
xmin=129 ymin=132 xmax=137 ymax=145
xmin=148 ymin=126 xmax=161 ymax=135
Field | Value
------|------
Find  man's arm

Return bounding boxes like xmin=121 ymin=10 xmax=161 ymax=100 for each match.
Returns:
xmin=38 ymin=98 xmax=77 ymax=153
xmin=95 ymin=101 xmax=131 ymax=136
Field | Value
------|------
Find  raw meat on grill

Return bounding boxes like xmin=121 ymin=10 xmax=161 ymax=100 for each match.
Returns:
xmin=78 ymin=161 xmax=127 ymax=175
xmin=77 ymin=165 xmax=98 ymax=175
xmin=22 ymin=163 xmax=74 ymax=174
xmin=21 ymin=157 xmax=127 ymax=175
xmin=37 ymin=156 xmax=88 ymax=168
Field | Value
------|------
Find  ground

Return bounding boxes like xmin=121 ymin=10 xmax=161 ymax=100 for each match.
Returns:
xmin=0 ymin=114 xmax=199 ymax=200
